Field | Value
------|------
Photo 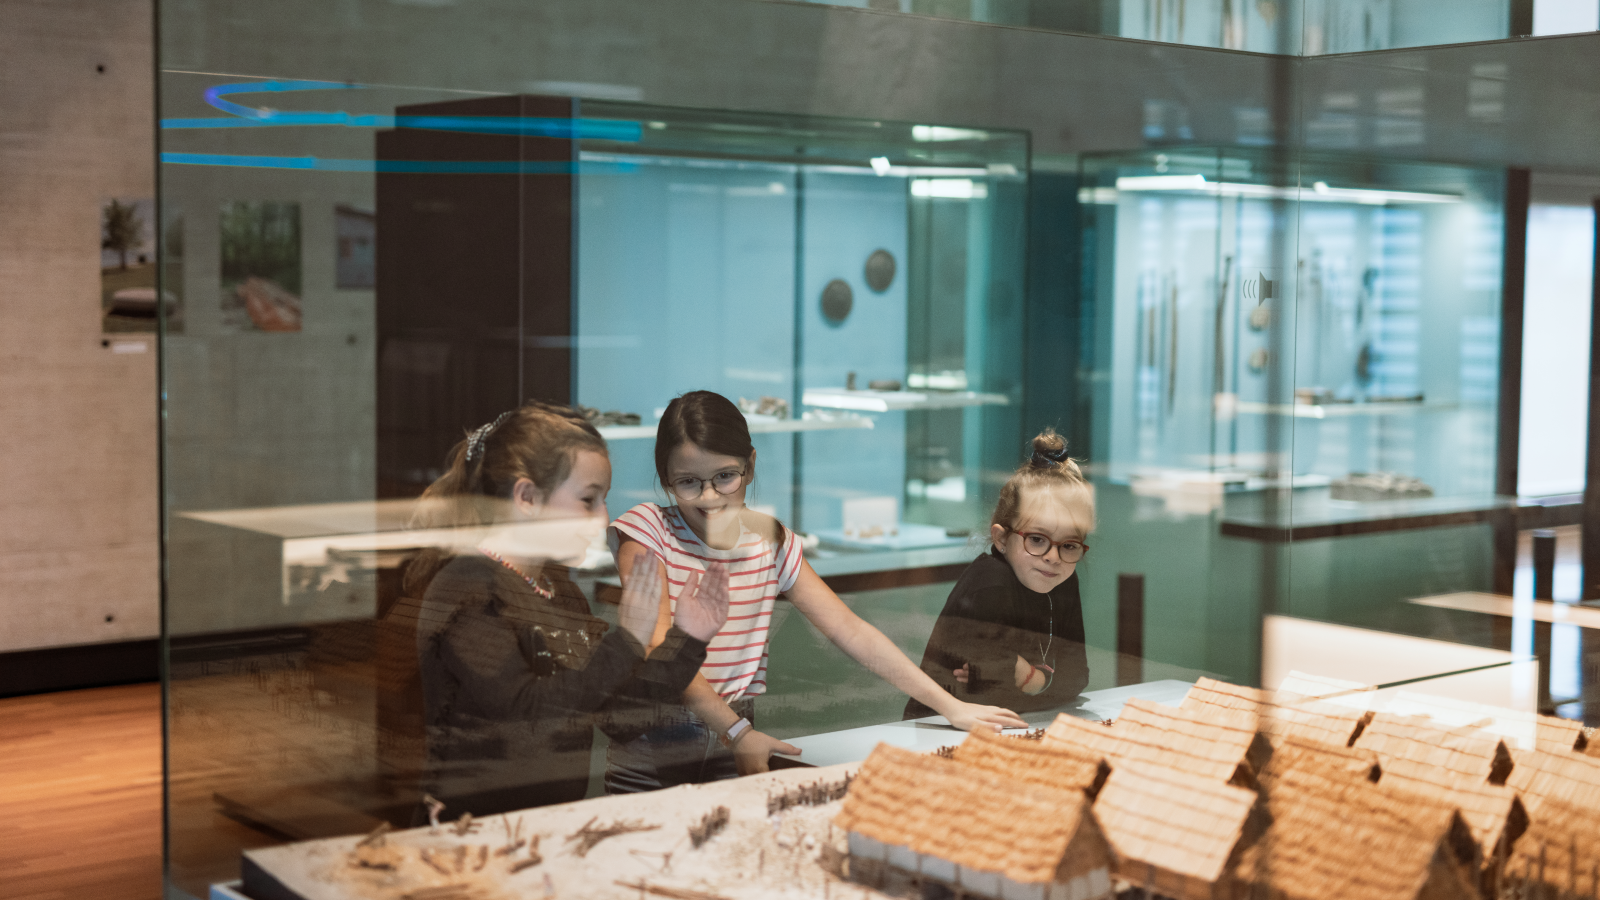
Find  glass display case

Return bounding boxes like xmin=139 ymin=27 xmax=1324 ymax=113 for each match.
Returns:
xmin=153 ymin=2 xmax=1600 ymax=898
xmin=1075 ymin=147 xmax=1507 ymax=682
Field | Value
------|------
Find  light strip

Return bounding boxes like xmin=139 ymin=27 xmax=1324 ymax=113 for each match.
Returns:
xmin=1110 ymin=173 xmax=1461 ymax=205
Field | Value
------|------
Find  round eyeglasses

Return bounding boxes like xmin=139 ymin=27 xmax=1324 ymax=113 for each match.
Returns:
xmin=1011 ymin=530 xmax=1089 ymax=563
xmin=668 ymin=468 xmax=746 ymax=501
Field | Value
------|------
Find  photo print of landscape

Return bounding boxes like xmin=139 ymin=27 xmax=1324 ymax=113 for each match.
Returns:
xmin=101 ymin=197 xmax=182 ymax=333
xmin=220 ymin=200 xmax=302 ymax=332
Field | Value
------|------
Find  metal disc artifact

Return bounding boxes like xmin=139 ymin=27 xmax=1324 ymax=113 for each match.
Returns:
xmin=821 ymin=279 xmax=853 ymax=323
xmin=864 ymin=249 xmax=896 ymax=292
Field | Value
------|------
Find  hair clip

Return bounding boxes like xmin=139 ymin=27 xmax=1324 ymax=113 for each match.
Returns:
xmin=465 ymin=410 xmax=515 ymax=463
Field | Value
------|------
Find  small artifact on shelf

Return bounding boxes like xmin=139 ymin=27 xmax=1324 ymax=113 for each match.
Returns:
xmin=1330 ymin=471 xmax=1434 ymax=502
xmin=579 ymin=406 xmax=643 ymax=427
xmin=866 ymin=379 xmax=901 ymax=392
xmin=737 ymin=396 xmax=790 ymax=419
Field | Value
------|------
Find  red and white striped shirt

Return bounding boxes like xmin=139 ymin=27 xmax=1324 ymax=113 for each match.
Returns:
xmin=609 ymin=503 xmax=803 ymax=701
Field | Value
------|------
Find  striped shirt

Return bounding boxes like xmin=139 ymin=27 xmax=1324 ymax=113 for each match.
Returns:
xmin=609 ymin=503 xmax=802 ymax=701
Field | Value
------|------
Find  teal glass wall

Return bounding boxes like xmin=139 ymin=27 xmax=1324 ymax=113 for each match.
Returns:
xmin=156 ymin=1 xmax=1600 ymax=896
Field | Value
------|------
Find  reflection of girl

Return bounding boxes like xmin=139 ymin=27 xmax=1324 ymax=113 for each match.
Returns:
xmin=904 ymin=430 xmax=1093 ymax=719
xmin=409 ymin=403 xmax=729 ymax=817
xmin=606 ymin=391 xmax=1026 ymax=793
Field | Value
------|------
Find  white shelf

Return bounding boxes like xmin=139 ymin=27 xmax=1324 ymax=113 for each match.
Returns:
xmin=801 ymin=388 xmax=1010 ymax=412
xmin=1234 ymin=400 xmax=1457 ymax=419
xmin=596 ymin=415 xmax=873 ymax=441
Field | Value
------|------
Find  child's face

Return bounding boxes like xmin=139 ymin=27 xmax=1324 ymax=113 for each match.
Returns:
xmin=509 ymin=449 xmax=612 ymax=562
xmin=665 ymin=441 xmax=752 ymax=536
xmin=989 ymin=489 xmax=1090 ymax=594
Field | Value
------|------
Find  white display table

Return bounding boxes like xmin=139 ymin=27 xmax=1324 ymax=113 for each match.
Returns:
xmin=775 ymin=679 xmax=1194 ymax=768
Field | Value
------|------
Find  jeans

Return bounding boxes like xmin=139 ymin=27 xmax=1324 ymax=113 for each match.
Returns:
xmin=603 ymin=698 xmax=756 ymax=794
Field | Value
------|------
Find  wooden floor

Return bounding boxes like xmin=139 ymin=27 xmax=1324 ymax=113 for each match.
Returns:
xmin=0 ymin=682 xmax=162 ymax=900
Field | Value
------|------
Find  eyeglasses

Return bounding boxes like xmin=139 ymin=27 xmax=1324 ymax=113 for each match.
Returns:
xmin=668 ymin=468 xmax=746 ymax=500
xmin=1009 ymin=530 xmax=1089 ymax=562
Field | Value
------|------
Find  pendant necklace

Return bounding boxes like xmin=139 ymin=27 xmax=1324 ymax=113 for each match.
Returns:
xmin=1036 ymin=588 xmax=1056 ymax=690
xmin=479 ymin=548 xmax=555 ymax=600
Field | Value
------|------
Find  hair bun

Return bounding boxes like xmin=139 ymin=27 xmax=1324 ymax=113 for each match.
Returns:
xmin=1029 ymin=432 xmax=1070 ymax=468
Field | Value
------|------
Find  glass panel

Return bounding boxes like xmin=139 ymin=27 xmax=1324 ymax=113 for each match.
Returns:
xmin=157 ymin=2 xmax=1594 ymax=899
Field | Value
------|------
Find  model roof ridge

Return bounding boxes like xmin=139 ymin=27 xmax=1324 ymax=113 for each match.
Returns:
xmin=1180 ymin=676 xmax=1370 ymax=748
xmin=1505 ymin=746 xmax=1600 ymax=811
xmin=1383 ymin=690 xmax=1590 ymax=753
xmin=1043 ymin=709 xmax=1257 ymax=788
xmin=1089 ymin=757 xmax=1263 ymax=900
xmin=1239 ymin=760 xmax=1481 ymax=900
xmin=1259 ymin=736 xmax=1381 ymax=784
xmin=836 ymin=742 xmax=1099 ymax=887
xmin=951 ymin=726 xmax=1110 ymax=797
xmin=1353 ymin=711 xmax=1515 ymax=784
xmin=1115 ymin=697 xmax=1273 ymax=774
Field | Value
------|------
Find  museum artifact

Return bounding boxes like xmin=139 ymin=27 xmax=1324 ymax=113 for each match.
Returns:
xmin=821 ymin=279 xmax=853 ymax=323
xmin=864 ymin=249 xmax=896 ymax=293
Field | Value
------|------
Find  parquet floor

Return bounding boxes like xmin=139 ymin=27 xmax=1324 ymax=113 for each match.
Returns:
xmin=0 ymin=683 xmax=162 ymax=900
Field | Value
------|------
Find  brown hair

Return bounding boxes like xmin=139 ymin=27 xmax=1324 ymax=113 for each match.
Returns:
xmin=405 ymin=402 xmax=607 ymax=593
xmin=990 ymin=429 xmax=1094 ymax=534
xmin=653 ymin=391 xmax=755 ymax=487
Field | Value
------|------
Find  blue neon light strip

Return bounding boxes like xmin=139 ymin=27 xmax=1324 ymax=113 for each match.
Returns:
xmin=160 ymin=152 xmax=642 ymax=174
xmin=171 ymin=79 xmax=642 ymax=140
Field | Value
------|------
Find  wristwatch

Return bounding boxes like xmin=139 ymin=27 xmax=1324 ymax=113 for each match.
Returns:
xmin=720 ymin=716 xmax=753 ymax=748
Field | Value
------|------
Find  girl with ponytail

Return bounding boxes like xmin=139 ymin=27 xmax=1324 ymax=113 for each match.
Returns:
xmin=410 ymin=402 xmax=730 ymax=817
xmin=903 ymin=428 xmax=1095 ymax=718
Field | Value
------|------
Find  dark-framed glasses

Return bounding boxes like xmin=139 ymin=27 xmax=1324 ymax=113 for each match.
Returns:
xmin=1013 ymin=531 xmax=1089 ymax=562
xmin=669 ymin=468 xmax=746 ymax=500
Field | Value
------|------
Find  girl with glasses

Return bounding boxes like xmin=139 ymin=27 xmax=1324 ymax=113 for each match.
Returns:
xmin=606 ymin=391 xmax=1027 ymax=792
xmin=903 ymin=429 xmax=1094 ymax=719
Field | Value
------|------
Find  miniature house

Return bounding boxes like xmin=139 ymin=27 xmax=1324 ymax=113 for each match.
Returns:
xmin=837 ymin=743 xmax=1114 ymax=900
xmin=1238 ymin=757 xmax=1481 ymax=900
xmin=1258 ymin=737 xmax=1380 ymax=784
xmin=1180 ymin=677 xmax=1370 ymax=749
xmin=1536 ymin=713 xmax=1589 ymax=754
xmin=1044 ymin=701 xmax=1264 ymax=788
xmin=1377 ymin=755 xmax=1528 ymax=881
xmin=950 ymin=728 xmax=1110 ymax=798
xmin=1352 ymin=712 xmax=1513 ymax=785
xmin=1506 ymin=747 xmax=1600 ymax=811
xmin=1501 ymin=795 xmax=1600 ymax=898
xmin=1088 ymin=758 xmax=1262 ymax=900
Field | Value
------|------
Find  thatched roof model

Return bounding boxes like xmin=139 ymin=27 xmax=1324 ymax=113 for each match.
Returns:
xmin=1258 ymin=738 xmax=1379 ymax=785
xmin=1536 ymin=713 xmax=1589 ymax=753
xmin=1502 ymin=795 xmax=1600 ymax=896
xmin=951 ymin=727 xmax=1109 ymax=797
xmin=1505 ymin=747 xmax=1600 ymax=811
xmin=1236 ymin=759 xmax=1479 ymax=900
xmin=1090 ymin=759 xmax=1261 ymax=900
xmin=1351 ymin=712 xmax=1512 ymax=784
xmin=1181 ymin=677 xmax=1369 ymax=749
xmin=1044 ymin=704 xmax=1259 ymax=787
xmin=1376 ymin=756 xmax=1527 ymax=863
xmin=836 ymin=743 xmax=1106 ymax=887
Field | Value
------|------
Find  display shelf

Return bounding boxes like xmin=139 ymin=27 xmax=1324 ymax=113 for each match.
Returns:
xmin=1219 ymin=490 xmax=1509 ymax=542
xmin=595 ymin=414 xmax=873 ymax=441
xmin=801 ymin=387 xmax=1010 ymax=412
xmin=1232 ymin=400 xmax=1459 ymax=419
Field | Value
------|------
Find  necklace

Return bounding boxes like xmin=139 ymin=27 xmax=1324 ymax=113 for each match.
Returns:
xmin=479 ymin=548 xmax=555 ymax=600
xmin=1035 ymin=588 xmax=1055 ymax=691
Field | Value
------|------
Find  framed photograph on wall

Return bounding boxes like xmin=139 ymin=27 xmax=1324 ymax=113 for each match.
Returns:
xmin=102 ymin=197 xmax=181 ymax=333
xmin=220 ymin=200 xmax=302 ymax=332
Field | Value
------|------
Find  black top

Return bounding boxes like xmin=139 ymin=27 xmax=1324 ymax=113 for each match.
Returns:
xmin=418 ymin=553 xmax=707 ymax=815
xmin=903 ymin=547 xmax=1089 ymax=719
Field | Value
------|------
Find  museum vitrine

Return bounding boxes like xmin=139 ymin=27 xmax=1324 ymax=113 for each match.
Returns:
xmin=155 ymin=0 xmax=1600 ymax=897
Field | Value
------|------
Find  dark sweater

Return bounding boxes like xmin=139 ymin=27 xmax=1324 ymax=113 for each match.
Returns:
xmin=904 ymin=547 xmax=1090 ymax=719
xmin=418 ymin=554 xmax=706 ymax=815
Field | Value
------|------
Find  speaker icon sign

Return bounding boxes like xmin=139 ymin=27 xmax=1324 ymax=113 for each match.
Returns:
xmin=1242 ymin=272 xmax=1276 ymax=302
